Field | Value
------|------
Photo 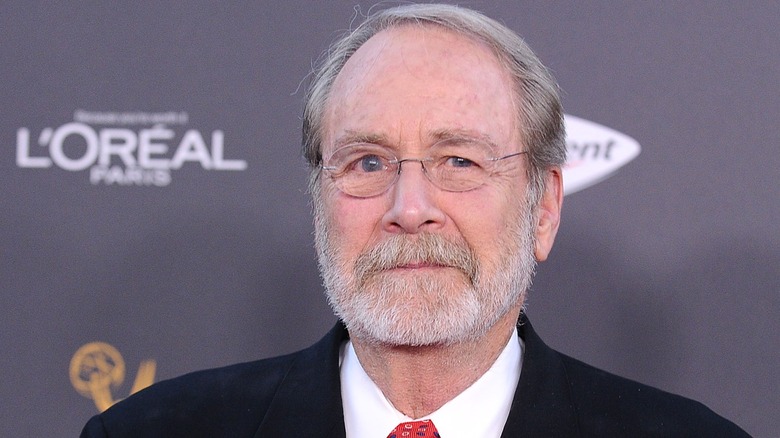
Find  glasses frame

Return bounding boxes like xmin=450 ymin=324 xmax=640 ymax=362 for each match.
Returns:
xmin=320 ymin=142 xmax=528 ymax=198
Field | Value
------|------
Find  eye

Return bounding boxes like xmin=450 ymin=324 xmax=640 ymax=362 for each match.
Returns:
xmin=353 ymin=154 xmax=386 ymax=173
xmin=444 ymin=156 xmax=478 ymax=168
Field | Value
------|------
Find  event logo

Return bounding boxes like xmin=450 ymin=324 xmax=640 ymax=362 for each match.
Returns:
xmin=16 ymin=111 xmax=635 ymax=191
xmin=69 ymin=342 xmax=156 ymax=412
xmin=16 ymin=110 xmax=247 ymax=186
xmin=562 ymin=115 xmax=641 ymax=195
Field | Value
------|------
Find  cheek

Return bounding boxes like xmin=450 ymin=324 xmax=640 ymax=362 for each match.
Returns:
xmin=321 ymin=188 xmax=386 ymax=254
xmin=446 ymin=190 xmax=520 ymax=260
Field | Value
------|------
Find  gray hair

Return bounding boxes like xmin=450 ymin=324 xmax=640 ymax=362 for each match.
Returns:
xmin=302 ymin=3 xmax=566 ymax=205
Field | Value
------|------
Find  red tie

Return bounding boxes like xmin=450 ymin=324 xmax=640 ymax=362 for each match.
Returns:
xmin=387 ymin=420 xmax=441 ymax=438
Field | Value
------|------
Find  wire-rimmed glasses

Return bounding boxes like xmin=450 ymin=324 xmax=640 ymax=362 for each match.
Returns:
xmin=320 ymin=138 xmax=527 ymax=198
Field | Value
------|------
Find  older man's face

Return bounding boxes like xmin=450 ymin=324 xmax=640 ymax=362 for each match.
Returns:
xmin=314 ymin=25 xmax=553 ymax=346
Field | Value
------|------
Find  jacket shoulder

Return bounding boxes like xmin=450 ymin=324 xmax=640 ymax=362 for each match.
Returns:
xmin=513 ymin=316 xmax=750 ymax=437
xmin=558 ymin=353 xmax=750 ymax=437
xmin=81 ymin=352 xmax=298 ymax=438
xmin=80 ymin=322 xmax=348 ymax=438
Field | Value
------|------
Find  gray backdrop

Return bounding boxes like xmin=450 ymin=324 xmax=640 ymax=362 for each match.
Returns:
xmin=1 ymin=2 xmax=777 ymax=436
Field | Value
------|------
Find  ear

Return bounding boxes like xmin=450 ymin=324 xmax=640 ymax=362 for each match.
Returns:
xmin=534 ymin=168 xmax=563 ymax=262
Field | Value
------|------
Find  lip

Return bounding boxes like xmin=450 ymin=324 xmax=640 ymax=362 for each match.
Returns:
xmin=389 ymin=262 xmax=449 ymax=270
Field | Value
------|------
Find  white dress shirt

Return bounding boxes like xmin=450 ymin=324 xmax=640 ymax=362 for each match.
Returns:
xmin=340 ymin=329 xmax=523 ymax=437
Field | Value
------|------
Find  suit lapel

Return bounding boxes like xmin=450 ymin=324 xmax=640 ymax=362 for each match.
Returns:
xmin=251 ymin=317 xmax=579 ymax=437
xmin=501 ymin=315 xmax=580 ymax=437
xmin=253 ymin=323 xmax=349 ymax=438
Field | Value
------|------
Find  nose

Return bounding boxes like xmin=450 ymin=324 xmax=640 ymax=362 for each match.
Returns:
xmin=381 ymin=160 xmax=447 ymax=234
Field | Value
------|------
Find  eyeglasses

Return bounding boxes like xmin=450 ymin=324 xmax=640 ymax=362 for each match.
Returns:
xmin=320 ymin=138 xmax=527 ymax=198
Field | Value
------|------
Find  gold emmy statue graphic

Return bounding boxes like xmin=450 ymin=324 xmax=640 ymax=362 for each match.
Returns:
xmin=70 ymin=342 xmax=156 ymax=412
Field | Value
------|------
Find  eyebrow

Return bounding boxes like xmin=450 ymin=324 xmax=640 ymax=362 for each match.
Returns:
xmin=428 ymin=128 xmax=502 ymax=151
xmin=331 ymin=131 xmax=390 ymax=150
xmin=330 ymin=128 xmax=502 ymax=151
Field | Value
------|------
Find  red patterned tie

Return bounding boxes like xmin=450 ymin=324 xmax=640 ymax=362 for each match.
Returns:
xmin=387 ymin=420 xmax=441 ymax=438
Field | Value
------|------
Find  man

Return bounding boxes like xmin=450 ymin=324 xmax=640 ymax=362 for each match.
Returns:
xmin=81 ymin=4 xmax=748 ymax=437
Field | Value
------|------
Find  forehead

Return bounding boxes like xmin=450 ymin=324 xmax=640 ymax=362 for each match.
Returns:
xmin=323 ymin=25 xmax=520 ymax=153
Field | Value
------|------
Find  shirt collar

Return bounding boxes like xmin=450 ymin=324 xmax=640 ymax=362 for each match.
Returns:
xmin=340 ymin=328 xmax=523 ymax=438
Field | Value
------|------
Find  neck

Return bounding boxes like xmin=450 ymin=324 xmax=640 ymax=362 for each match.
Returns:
xmin=350 ymin=306 xmax=521 ymax=419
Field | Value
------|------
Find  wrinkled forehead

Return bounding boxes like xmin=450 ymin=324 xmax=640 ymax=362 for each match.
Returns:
xmin=322 ymin=24 xmax=520 ymax=155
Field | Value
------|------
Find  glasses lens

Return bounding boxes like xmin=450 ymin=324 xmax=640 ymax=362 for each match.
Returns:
xmin=427 ymin=139 xmax=494 ymax=191
xmin=323 ymin=144 xmax=396 ymax=197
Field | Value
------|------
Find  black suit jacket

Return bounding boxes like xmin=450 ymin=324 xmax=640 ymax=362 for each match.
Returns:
xmin=81 ymin=316 xmax=749 ymax=437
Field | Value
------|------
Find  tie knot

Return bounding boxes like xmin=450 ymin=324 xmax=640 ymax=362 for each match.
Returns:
xmin=387 ymin=420 xmax=441 ymax=438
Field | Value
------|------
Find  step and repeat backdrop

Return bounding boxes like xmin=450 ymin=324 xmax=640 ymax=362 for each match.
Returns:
xmin=2 ymin=2 xmax=777 ymax=436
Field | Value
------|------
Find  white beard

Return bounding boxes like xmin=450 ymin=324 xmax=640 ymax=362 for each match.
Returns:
xmin=314 ymin=198 xmax=538 ymax=347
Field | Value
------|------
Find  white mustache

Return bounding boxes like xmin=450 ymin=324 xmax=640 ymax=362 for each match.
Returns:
xmin=354 ymin=233 xmax=479 ymax=285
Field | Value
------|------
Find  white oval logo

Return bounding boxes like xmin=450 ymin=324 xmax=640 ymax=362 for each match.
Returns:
xmin=562 ymin=115 xmax=641 ymax=195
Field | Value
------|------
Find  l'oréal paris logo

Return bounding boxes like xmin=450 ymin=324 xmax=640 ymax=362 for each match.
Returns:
xmin=562 ymin=115 xmax=641 ymax=195
xmin=15 ymin=110 xmax=247 ymax=187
